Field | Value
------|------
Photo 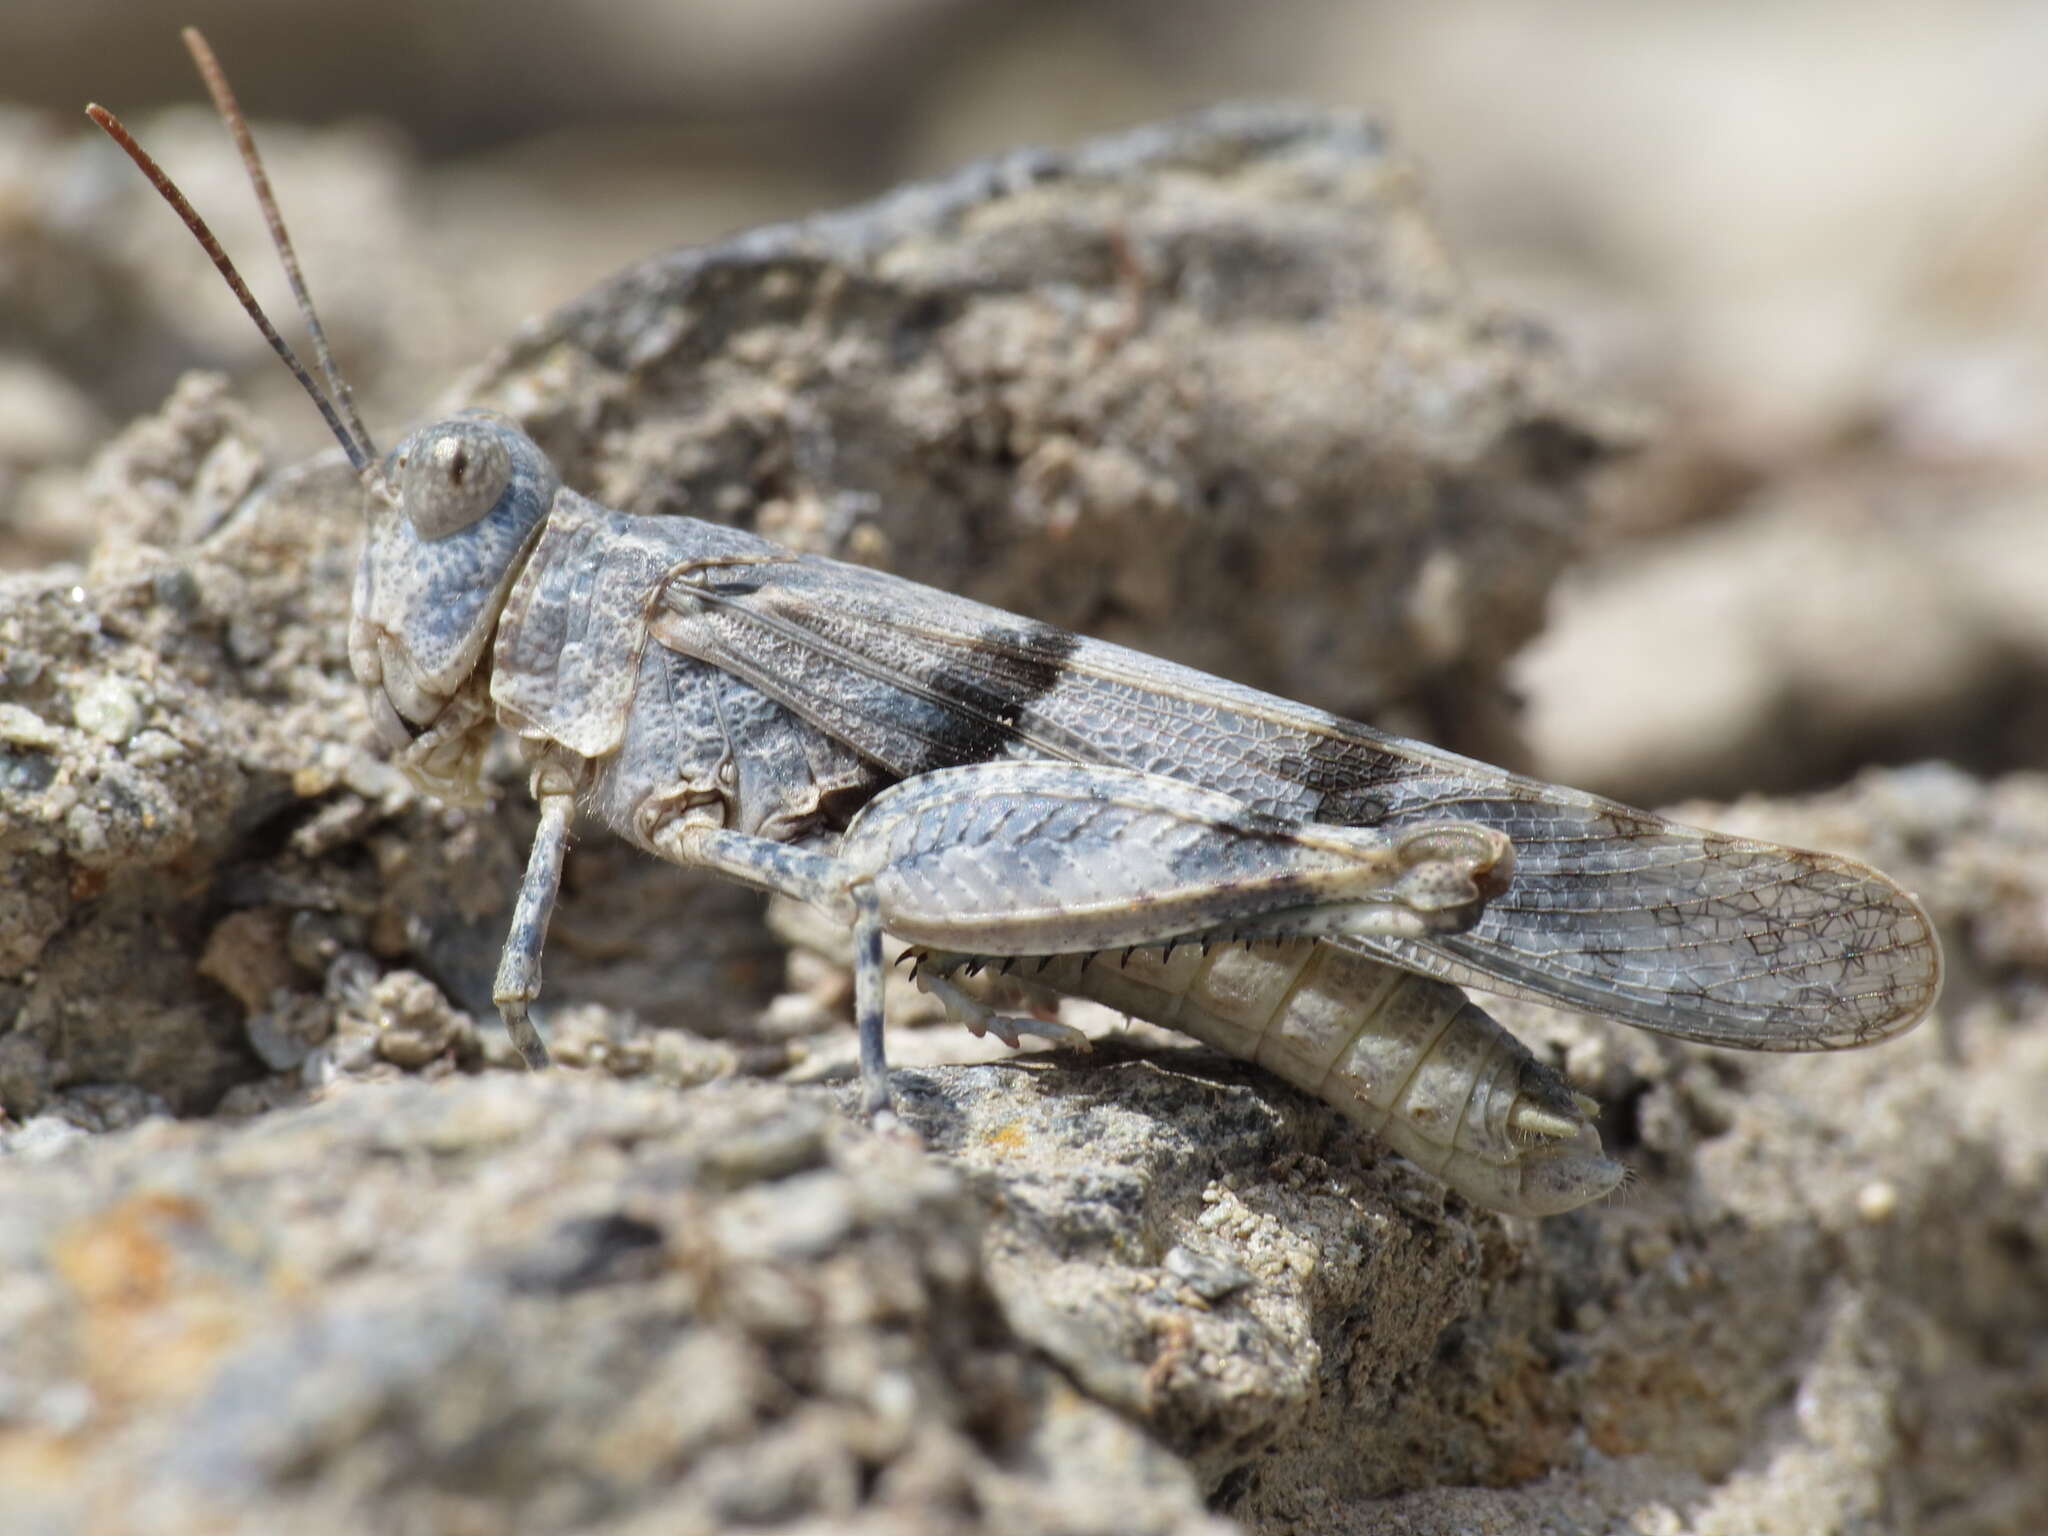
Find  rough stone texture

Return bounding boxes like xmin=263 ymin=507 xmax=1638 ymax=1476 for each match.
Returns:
xmin=0 ymin=1076 xmax=1231 ymax=1536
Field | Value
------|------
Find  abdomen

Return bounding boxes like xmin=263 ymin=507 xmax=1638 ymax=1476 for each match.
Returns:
xmin=921 ymin=939 xmax=1624 ymax=1216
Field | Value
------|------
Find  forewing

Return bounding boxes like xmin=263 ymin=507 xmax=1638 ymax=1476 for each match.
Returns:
xmin=653 ymin=553 xmax=1943 ymax=1048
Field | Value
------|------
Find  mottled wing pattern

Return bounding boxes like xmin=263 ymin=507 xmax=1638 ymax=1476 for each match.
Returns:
xmin=653 ymin=552 xmax=1943 ymax=1049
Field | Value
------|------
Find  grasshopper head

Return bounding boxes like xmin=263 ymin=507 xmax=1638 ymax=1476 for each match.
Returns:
xmin=347 ymin=412 xmax=559 ymax=805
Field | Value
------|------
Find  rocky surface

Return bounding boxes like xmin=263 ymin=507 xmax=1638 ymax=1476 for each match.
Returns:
xmin=0 ymin=1075 xmax=1229 ymax=1536
xmin=4 ymin=71 xmax=2046 ymax=1536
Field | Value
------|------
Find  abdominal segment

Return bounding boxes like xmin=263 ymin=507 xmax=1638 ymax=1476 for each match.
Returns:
xmin=918 ymin=939 xmax=1624 ymax=1217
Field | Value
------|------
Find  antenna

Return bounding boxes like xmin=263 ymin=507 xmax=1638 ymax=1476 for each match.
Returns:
xmin=180 ymin=28 xmax=375 ymax=466
xmin=85 ymin=33 xmax=376 ymax=472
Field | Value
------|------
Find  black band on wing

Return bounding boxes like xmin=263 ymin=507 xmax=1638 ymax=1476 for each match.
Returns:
xmin=910 ymin=622 xmax=1079 ymax=774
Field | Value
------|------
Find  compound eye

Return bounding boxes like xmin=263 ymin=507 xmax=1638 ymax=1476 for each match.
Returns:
xmin=397 ymin=425 xmax=512 ymax=540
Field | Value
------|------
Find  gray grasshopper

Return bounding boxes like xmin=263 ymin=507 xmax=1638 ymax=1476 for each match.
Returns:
xmin=90 ymin=34 xmax=1943 ymax=1217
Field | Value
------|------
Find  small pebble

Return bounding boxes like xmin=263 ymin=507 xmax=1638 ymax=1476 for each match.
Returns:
xmin=74 ymin=677 xmax=143 ymax=744
xmin=1163 ymin=1243 xmax=1254 ymax=1301
xmin=0 ymin=702 xmax=61 ymax=748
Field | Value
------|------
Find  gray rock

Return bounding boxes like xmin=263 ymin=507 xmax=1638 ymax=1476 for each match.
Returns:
xmin=0 ymin=1076 xmax=1228 ymax=1535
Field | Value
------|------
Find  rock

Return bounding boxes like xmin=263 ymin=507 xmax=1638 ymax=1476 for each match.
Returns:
xmin=0 ymin=1075 xmax=1228 ymax=1535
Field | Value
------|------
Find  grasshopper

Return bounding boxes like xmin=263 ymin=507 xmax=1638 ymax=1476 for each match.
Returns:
xmin=88 ymin=33 xmax=1943 ymax=1217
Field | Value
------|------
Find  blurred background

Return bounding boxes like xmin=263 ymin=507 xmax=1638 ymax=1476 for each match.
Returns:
xmin=6 ymin=0 xmax=2047 ymax=807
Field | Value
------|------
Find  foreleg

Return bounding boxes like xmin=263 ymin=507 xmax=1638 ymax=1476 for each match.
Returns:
xmin=493 ymin=788 xmax=575 ymax=1069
